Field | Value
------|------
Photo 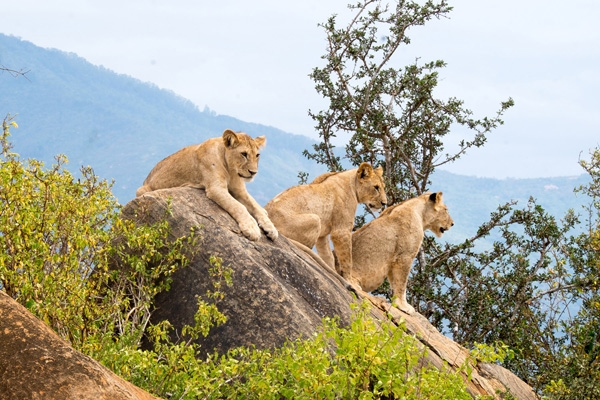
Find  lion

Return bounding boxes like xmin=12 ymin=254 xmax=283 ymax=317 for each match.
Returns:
xmin=349 ymin=192 xmax=453 ymax=314
xmin=136 ymin=129 xmax=278 ymax=242
xmin=264 ymin=162 xmax=387 ymax=280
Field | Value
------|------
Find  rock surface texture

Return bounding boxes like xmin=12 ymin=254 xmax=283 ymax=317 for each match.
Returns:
xmin=124 ymin=187 xmax=538 ymax=399
xmin=124 ymin=187 xmax=355 ymax=354
xmin=0 ymin=291 xmax=158 ymax=400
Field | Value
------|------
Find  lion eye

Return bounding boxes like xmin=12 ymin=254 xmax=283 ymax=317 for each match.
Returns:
xmin=241 ymin=152 xmax=248 ymax=158
xmin=256 ymin=153 xmax=260 ymax=159
xmin=374 ymin=185 xmax=380 ymax=191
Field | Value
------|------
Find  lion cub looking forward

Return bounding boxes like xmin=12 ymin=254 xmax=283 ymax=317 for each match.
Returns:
xmin=265 ymin=163 xmax=387 ymax=280
xmin=136 ymin=129 xmax=278 ymax=242
xmin=350 ymin=192 xmax=453 ymax=314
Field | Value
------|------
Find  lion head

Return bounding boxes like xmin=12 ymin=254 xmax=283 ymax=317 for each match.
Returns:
xmin=222 ymin=129 xmax=266 ymax=183
xmin=355 ymin=162 xmax=387 ymax=212
xmin=427 ymin=192 xmax=454 ymax=237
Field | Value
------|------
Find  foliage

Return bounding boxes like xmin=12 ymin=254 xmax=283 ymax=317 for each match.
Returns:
xmin=540 ymin=149 xmax=600 ymax=398
xmin=0 ymin=112 xmax=197 ymax=358
xmin=304 ymin=0 xmax=600 ymax=396
xmin=112 ymin=301 xmax=475 ymax=399
xmin=2 ymin=114 xmax=116 ymax=345
xmin=411 ymin=151 xmax=600 ymax=395
xmin=205 ymin=301 xmax=474 ymax=400
xmin=470 ymin=341 xmax=514 ymax=365
xmin=85 ymin=255 xmax=232 ymax=399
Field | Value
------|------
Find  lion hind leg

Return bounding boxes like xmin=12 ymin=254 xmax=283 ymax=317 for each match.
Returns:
xmin=329 ymin=230 xmax=353 ymax=279
xmin=277 ymin=213 xmax=321 ymax=249
xmin=388 ymin=257 xmax=416 ymax=315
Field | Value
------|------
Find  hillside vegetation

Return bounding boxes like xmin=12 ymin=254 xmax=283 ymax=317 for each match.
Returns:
xmin=0 ymin=34 xmax=327 ymax=206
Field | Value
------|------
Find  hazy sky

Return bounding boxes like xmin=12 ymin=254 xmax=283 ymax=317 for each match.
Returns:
xmin=3 ymin=0 xmax=599 ymax=178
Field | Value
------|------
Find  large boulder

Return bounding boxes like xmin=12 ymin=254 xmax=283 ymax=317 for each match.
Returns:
xmin=123 ymin=187 xmax=355 ymax=354
xmin=122 ymin=187 xmax=537 ymax=399
xmin=0 ymin=291 xmax=158 ymax=400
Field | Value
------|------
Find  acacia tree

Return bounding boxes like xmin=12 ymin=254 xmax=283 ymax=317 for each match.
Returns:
xmin=540 ymin=150 xmax=600 ymax=398
xmin=305 ymin=0 xmax=600 ymax=394
xmin=305 ymin=0 xmax=513 ymax=205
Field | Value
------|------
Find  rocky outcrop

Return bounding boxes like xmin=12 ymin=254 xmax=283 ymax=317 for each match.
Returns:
xmin=124 ymin=187 xmax=355 ymax=354
xmin=124 ymin=187 xmax=538 ymax=399
xmin=0 ymin=291 xmax=158 ymax=400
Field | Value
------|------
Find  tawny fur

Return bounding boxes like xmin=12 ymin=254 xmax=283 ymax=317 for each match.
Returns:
xmin=264 ymin=163 xmax=387 ymax=279
xmin=136 ymin=129 xmax=278 ymax=241
xmin=350 ymin=192 xmax=454 ymax=314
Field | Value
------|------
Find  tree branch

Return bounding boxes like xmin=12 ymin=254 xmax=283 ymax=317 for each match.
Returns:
xmin=1 ymin=65 xmax=30 ymax=80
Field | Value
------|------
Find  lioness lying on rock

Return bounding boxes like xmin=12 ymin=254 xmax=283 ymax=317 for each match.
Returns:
xmin=350 ymin=192 xmax=453 ymax=314
xmin=136 ymin=129 xmax=278 ymax=241
xmin=265 ymin=163 xmax=387 ymax=280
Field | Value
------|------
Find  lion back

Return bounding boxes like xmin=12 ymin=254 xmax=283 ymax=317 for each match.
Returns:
xmin=136 ymin=129 xmax=263 ymax=197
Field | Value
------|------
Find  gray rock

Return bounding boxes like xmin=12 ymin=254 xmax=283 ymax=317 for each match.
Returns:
xmin=123 ymin=187 xmax=354 ymax=354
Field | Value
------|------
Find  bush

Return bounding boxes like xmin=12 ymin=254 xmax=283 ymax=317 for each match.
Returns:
xmin=97 ymin=301 xmax=475 ymax=399
xmin=0 ymin=113 xmax=198 ymax=353
xmin=205 ymin=301 xmax=473 ymax=399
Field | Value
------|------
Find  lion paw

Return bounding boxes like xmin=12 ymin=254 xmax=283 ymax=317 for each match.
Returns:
xmin=239 ymin=219 xmax=262 ymax=241
xmin=345 ymin=275 xmax=362 ymax=289
xmin=393 ymin=299 xmax=415 ymax=315
xmin=259 ymin=219 xmax=279 ymax=241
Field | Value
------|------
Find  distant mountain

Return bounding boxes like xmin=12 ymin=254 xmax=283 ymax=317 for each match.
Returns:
xmin=0 ymin=34 xmax=327 ymax=205
xmin=433 ymin=171 xmax=589 ymax=244
xmin=0 ymin=33 xmax=590 ymax=244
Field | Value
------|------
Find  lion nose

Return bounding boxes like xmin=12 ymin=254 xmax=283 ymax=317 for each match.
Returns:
xmin=249 ymin=169 xmax=257 ymax=176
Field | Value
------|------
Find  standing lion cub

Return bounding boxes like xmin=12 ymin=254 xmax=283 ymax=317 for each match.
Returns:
xmin=350 ymin=192 xmax=454 ymax=314
xmin=136 ymin=129 xmax=278 ymax=242
xmin=265 ymin=163 xmax=387 ymax=280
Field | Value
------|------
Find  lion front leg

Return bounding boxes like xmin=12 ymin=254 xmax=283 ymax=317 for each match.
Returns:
xmin=230 ymin=185 xmax=278 ymax=240
xmin=206 ymin=185 xmax=262 ymax=241
xmin=253 ymin=207 xmax=278 ymax=240
xmin=388 ymin=257 xmax=416 ymax=315
xmin=330 ymin=230 xmax=355 ymax=281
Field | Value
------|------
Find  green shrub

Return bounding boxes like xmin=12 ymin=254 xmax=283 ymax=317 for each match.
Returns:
xmin=206 ymin=301 xmax=474 ymax=399
xmin=102 ymin=301 xmax=475 ymax=399
xmin=0 ymin=113 xmax=198 ymax=352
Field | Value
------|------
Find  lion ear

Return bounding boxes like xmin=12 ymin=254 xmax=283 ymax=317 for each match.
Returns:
xmin=254 ymin=135 xmax=266 ymax=148
xmin=429 ymin=192 xmax=443 ymax=204
xmin=357 ymin=162 xmax=374 ymax=179
xmin=222 ymin=129 xmax=240 ymax=148
xmin=374 ymin=166 xmax=384 ymax=177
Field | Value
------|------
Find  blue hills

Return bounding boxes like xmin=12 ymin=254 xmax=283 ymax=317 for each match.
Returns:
xmin=0 ymin=33 xmax=589 ymax=243
xmin=0 ymin=34 xmax=327 ymax=206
